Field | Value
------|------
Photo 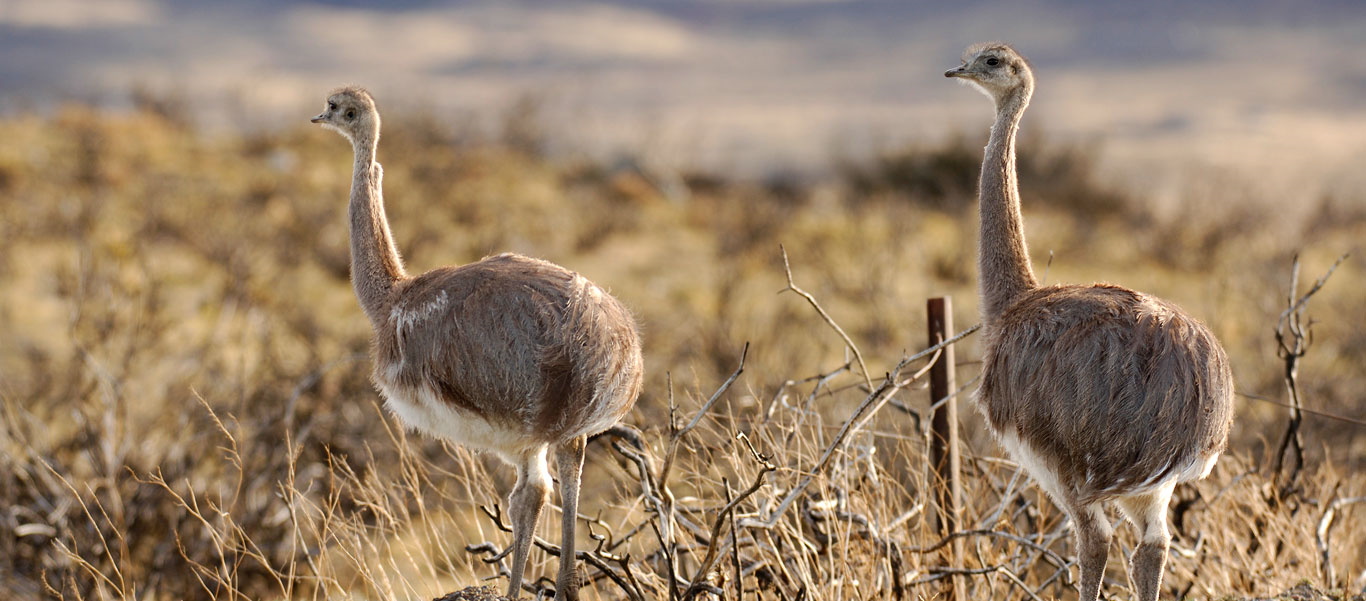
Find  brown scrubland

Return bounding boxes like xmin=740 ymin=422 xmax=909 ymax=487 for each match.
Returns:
xmin=0 ymin=102 xmax=1362 ymax=600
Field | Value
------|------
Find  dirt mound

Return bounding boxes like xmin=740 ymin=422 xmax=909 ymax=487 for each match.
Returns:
xmin=433 ymin=586 xmax=512 ymax=601
xmin=1244 ymin=583 xmax=1366 ymax=601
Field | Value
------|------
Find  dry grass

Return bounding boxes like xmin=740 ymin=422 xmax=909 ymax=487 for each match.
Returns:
xmin=0 ymin=104 xmax=1363 ymax=600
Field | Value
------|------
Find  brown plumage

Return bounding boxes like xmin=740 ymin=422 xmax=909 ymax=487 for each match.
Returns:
xmin=946 ymin=44 xmax=1233 ymax=601
xmin=312 ymin=86 xmax=643 ymax=601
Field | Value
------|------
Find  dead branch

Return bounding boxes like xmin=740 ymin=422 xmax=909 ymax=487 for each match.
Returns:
xmin=659 ymin=343 xmax=749 ymax=494
xmin=902 ymin=528 xmax=1069 ymax=572
xmin=681 ymin=433 xmax=777 ymax=601
xmin=764 ymin=364 xmax=851 ymax=424
xmin=738 ymin=373 xmax=906 ymax=531
xmin=653 ymin=345 xmax=750 ymax=599
xmin=465 ymin=505 xmax=649 ymax=601
xmin=727 ymin=478 xmax=743 ymax=601
xmin=907 ymin=566 xmax=999 ymax=584
xmin=905 ymin=564 xmax=1042 ymax=601
xmin=737 ymin=325 xmax=978 ymax=531
xmin=888 ymin=541 xmax=905 ymax=601
xmin=1032 ymin=558 xmax=1077 ymax=597
xmin=891 ymin=324 xmax=981 ymax=374
xmin=1270 ymin=252 xmax=1348 ymax=500
xmin=1315 ymin=493 xmax=1366 ymax=586
xmin=779 ymin=244 xmax=873 ymax=391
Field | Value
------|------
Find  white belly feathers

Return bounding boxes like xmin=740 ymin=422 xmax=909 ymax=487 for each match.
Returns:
xmin=376 ymin=376 xmax=530 ymax=461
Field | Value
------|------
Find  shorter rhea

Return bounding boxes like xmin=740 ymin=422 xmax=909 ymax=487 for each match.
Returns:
xmin=312 ymin=87 xmax=644 ymax=601
xmin=945 ymin=44 xmax=1234 ymax=601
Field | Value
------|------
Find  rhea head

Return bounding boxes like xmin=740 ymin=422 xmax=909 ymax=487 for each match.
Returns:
xmin=944 ymin=43 xmax=1034 ymax=107
xmin=311 ymin=86 xmax=380 ymax=145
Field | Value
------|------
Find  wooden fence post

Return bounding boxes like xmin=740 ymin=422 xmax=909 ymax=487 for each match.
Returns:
xmin=927 ymin=297 xmax=963 ymax=601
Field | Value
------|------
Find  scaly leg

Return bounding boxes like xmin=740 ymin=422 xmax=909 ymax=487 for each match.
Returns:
xmin=553 ymin=435 xmax=587 ymax=601
xmin=506 ymin=446 xmax=552 ymax=600
xmin=1118 ymin=482 xmax=1175 ymax=601
xmin=1071 ymin=502 xmax=1113 ymax=601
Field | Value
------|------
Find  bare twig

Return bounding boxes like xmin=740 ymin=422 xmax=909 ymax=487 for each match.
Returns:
xmin=727 ymin=478 xmax=743 ymax=601
xmin=779 ymin=245 xmax=872 ymax=391
xmin=465 ymin=505 xmax=648 ymax=601
xmin=765 ymin=363 xmax=850 ymax=424
xmin=739 ymin=325 xmax=978 ymax=531
xmin=738 ymin=372 xmax=906 ymax=530
xmin=1270 ymin=252 xmax=1348 ymax=500
xmin=654 ymin=345 xmax=749 ymax=599
xmin=903 ymin=528 xmax=1069 ymax=572
xmin=1316 ymin=493 xmax=1366 ymax=586
xmin=905 ymin=564 xmax=1042 ymax=601
xmin=682 ymin=433 xmax=776 ymax=601
xmin=891 ymin=324 xmax=981 ymax=375
xmin=659 ymin=343 xmax=749 ymax=491
xmin=995 ymin=565 xmax=1046 ymax=601
xmin=888 ymin=541 xmax=905 ymax=601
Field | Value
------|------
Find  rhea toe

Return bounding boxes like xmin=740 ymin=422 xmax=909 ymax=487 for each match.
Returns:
xmin=947 ymin=43 xmax=1234 ymax=601
xmin=313 ymin=87 xmax=644 ymax=601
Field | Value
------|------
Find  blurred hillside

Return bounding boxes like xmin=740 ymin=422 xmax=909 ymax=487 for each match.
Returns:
xmin=0 ymin=104 xmax=1362 ymax=599
xmin=4 ymin=0 xmax=1366 ymax=189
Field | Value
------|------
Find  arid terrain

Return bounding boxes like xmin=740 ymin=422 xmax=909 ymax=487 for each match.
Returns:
xmin=0 ymin=97 xmax=1362 ymax=599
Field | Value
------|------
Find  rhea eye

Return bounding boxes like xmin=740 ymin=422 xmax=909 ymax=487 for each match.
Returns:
xmin=328 ymin=102 xmax=337 ymax=111
xmin=345 ymin=109 xmax=356 ymax=120
xmin=986 ymin=57 xmax=1000 ymax=67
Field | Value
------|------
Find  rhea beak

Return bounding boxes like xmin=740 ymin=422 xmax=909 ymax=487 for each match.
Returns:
xmin=310 ymin=113 xmax=328 ymax=124
xmin=944 ymin=67 xmax=968 ymax=78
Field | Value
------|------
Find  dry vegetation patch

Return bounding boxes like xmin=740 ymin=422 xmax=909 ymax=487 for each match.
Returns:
xmin=0 ymin=106 xmax=1363 ymax=600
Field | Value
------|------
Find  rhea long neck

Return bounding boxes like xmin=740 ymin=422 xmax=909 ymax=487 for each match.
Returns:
xmin=347 ymin=130 xmax=408 ymax=328
xmin=978 ymin=83 xmax=1039 ymax=325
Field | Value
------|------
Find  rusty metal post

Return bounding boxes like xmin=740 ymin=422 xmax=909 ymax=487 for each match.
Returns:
xmin=927 ymin=297 xmax=963 ymax=601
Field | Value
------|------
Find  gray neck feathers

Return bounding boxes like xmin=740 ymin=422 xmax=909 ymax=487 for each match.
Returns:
xmin=978 ymin=84 xmax=1038 ymax=325
xmin=348 ymin=133 xmax=407 ymax=327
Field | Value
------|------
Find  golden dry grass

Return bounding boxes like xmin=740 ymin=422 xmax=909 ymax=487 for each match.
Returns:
xmin=0 ymin=105 xmax=1363 ymax=600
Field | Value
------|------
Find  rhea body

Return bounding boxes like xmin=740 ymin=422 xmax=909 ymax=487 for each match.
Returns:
xmin=312 ymin=87 xmax=643 ymax=601
xmin=945 ymin=44 xmax=1233 ymax=601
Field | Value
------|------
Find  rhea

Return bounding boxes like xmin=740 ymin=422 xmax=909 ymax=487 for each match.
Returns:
xmin=945 ymin=44 xmax=1233 ymax=601
xmin=311 ymin=87 xmax=644 ymax=601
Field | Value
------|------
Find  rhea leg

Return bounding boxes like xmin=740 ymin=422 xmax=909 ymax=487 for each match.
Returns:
xmin=507 ymin=446 xmax=552 ymax=600
xmin=1070 ymin=502 xmax=1113 ymax=601
xmin=1117 ymin=482 xmax=1175 ymax=601
xmin=553 ymin=435 xmax=588 ymax=601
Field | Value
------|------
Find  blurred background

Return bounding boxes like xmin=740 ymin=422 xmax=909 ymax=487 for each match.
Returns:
xmin=4 ymin=0 xmax=1366 ymax=189
xmin=1 ymin=1 xmax=1363 ymax=599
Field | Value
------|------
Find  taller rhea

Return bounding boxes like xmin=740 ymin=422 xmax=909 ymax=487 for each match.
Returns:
xmin=946 ymin=44 xmax=1234 ymax=601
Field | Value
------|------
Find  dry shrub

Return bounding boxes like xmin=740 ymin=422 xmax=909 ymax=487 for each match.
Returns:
xmin=1 ymin=103 xmax=1363 ymax=600
xmin=7 ymin=323 xmax=1363 ymax=601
